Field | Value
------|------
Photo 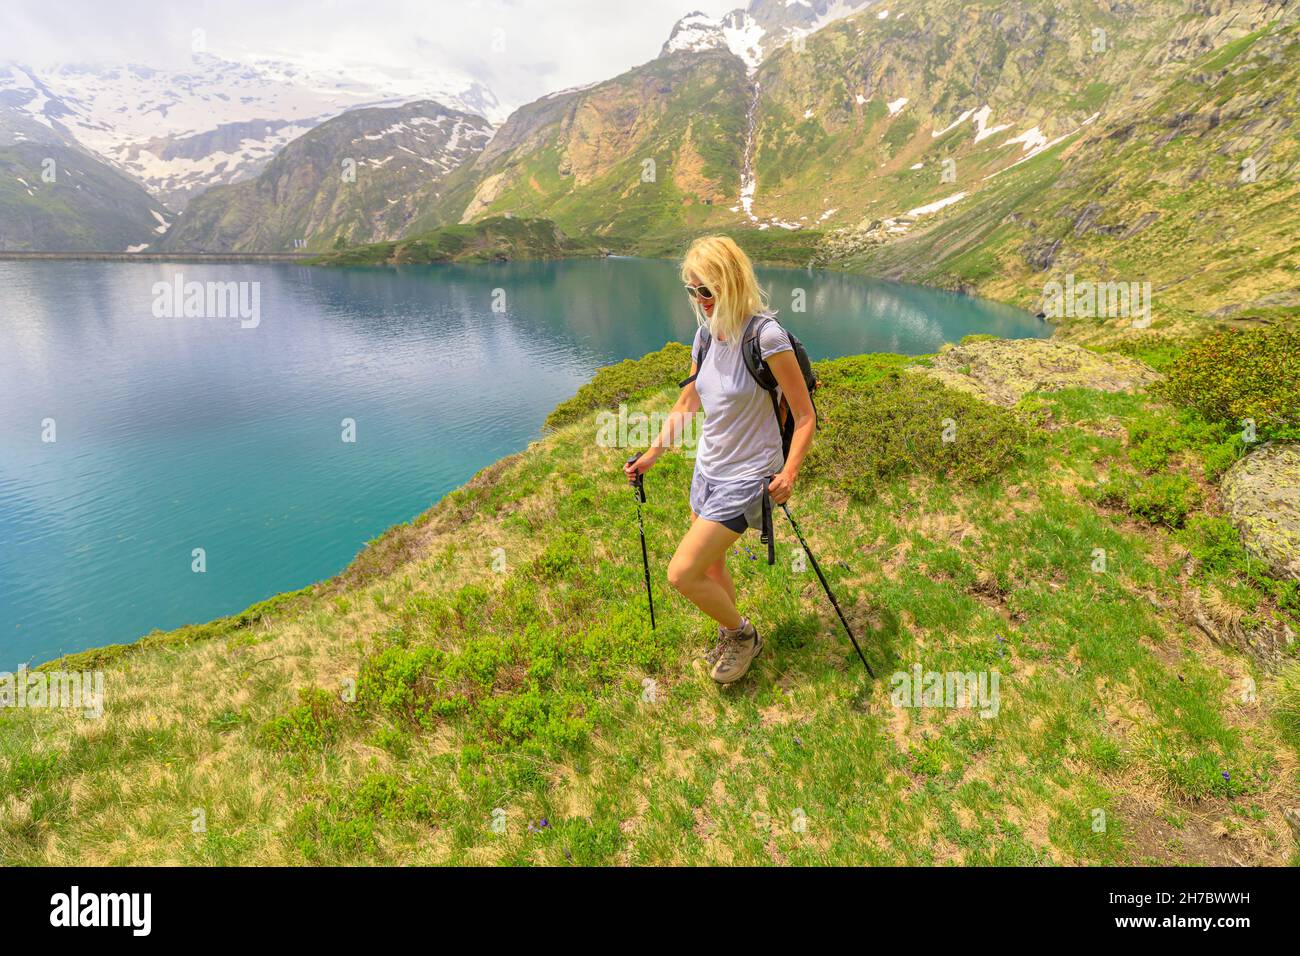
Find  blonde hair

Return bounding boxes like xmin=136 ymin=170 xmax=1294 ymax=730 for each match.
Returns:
xmin=681 ymin=235 xmax=767 ymax=343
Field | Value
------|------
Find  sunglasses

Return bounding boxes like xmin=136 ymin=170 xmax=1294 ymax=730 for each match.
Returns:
xmin=684 ymin=283 xmax=714 ymax=301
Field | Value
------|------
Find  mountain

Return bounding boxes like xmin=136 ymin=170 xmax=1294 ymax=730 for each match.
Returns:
xmin=440 ymin=49 xmax=752 ymax=249
xmin=19 ymin=0 xmax=1293 ymax=332
xmin=160 ymin=100 xmax=492 ymax=253
xmin=0 ymin=56 xmax=503 ymax=210
xmin=0 ymin=105 xmax=170 ymax=251
xmin=660 ymin=0 xmax=882 ymax=70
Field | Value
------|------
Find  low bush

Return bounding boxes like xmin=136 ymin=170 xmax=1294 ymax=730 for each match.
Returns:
xmin=1158 ymin=327 xmax=1300 ymax=440
xmin=1126 ymin=408 xmax=1246 ymax=480
xmin=805 ymin=370 xmax=1030 ymax=499
xmin=1087 ymin=471 xmax=1202 ymax=528
xmin=256 ymin=688 xmax=345 ymax=754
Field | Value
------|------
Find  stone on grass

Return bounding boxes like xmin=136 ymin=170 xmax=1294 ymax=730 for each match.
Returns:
xmin=1221 ymin=442 xmax=1300 ymax=583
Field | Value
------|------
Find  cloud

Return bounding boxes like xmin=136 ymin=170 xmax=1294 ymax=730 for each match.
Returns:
xmin=0 ymin=0 xmax=740 ymax=109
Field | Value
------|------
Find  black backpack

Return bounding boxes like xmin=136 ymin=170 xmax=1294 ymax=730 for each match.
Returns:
xmin=678 ymin=313 xmax=818 ymax=459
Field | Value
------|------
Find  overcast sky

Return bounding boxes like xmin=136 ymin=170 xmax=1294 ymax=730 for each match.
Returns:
xmin=1 ymin=0 xmax=741 ymax=107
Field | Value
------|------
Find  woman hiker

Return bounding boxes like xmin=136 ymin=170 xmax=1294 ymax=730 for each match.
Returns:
xmin=623 ymin=235 xmax=817 ymax=685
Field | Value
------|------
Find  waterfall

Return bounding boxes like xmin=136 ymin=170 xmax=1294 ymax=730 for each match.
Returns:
xmin=738 ymin=80 xmax=761 ymax=222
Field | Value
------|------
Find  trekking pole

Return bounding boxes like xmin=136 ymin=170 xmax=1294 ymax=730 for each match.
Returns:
xmin=626 ymin=453 xmax=656 ymax=630
xmin=780 ymin=502 xmax=874 ymax=678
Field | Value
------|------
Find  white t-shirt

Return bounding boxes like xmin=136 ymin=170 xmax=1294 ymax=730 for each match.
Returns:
xmin=692 ymin=312 xmax=793 ymax=482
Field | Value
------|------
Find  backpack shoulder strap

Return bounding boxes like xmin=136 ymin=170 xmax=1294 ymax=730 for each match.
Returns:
xmin=741 ymin=314 xmax=780 ymax=392
xmin=677 ymin=327 xmax=712 ymax=388
xmin=741 ymin=314 xmax=786 ymax=439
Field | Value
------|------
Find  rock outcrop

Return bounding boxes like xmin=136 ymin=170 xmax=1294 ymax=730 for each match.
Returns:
xmin=1221 ymin=443 xmax=1300 ymax=583
xmin=912 ymin=338 xmax=1161 ymax=408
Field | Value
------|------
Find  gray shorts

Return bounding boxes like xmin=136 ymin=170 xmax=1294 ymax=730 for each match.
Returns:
xmin=690 ymin=469 xmax=769 ymax=533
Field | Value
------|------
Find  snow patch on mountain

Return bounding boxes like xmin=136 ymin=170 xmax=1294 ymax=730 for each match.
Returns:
xmin=932 ymin=109 xmax=975 ymax=138
xmin=983 ymin=112 xmax=1102 ymax=181
xmin=1003 ymin=126 xmax=1048 ymax=152
xmin=929 ymin=106 xmax=1012 ymax=144
xmin=971 ymin=106 xmax=1012 ymax=143
xmin=908 ymin=191 xmax=967 ymax=217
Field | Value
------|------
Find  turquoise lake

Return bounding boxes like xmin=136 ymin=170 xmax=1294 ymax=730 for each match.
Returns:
xmin=0 ymin=257 xmax=1049 ymax=667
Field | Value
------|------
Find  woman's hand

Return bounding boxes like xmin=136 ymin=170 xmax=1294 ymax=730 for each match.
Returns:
xmin=767 ymin=469 xmax=795 ymax=505
xmin=624 ymin=449 xmax=658 ymax=485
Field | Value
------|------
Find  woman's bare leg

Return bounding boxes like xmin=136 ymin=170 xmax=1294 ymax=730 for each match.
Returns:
xmin=668 ymin=515 xmax=743 ymax=628
xmin=688 ymin=510 xmax=736 ymax=607
xmin=706 ymin=557 xmax=735 ymax=606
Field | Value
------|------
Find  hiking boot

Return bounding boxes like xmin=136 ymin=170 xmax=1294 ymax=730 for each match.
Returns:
xmin=703 ymin=626 xmax=729 ymax=666
xmin=710 ymin=621 xmax=762 ymax=685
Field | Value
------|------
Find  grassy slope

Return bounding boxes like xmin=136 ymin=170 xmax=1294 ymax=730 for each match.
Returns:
xmin=3 ymin=345 xmax=1296 ymax=865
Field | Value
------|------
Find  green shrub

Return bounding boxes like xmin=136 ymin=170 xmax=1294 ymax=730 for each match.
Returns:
xmin=477 ymin=685 xmax=593 ymax=749
xmin=358 ymin=645 xmax=468 ymax=728
xmin=370 ymin=724 xmax=410 ymax=758
xmin=1095 ymin=334 xmax=1186 ymax=373
xmin=811 ymin=353 xmax=914 ymax=391
xmin=804 ymin=371 xmax=1030 ymax=499
xmin=1088 ymin=472 xmax=1202 ymax=528
xmin=1158 ymin=328 xmax=1300 ymax=440
xmin=544 ymin=342 xmax=691 ymax=430
xmin=256 ymin=688 xmax=345 ymax=753
xmin=351 ymin=773 xmax=404 ymax=817
xmin=1126 ymin=408 xmax=1244 ymax=479
xmin=529 ymin=532 xmax=585 ymax=581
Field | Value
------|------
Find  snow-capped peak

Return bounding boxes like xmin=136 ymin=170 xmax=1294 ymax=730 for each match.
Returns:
xmin=660 ymin=0 xmax=880 ymax=71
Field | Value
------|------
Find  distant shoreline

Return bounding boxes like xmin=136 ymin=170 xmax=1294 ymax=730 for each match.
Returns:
xmin=0 ymin=252 xmax=319 ymax=262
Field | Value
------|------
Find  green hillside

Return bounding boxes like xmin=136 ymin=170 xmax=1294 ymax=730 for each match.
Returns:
xmin=819 ymin=11 xmax=1300 ymax=342
xmin=0 ymin=113 xmax=169 ymax=252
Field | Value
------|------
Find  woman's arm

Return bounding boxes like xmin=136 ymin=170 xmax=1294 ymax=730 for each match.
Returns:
xmin=765 ymin=350 xmax=814 ymax=505
xmin=624 ymin=365 xmax=702 ymax=481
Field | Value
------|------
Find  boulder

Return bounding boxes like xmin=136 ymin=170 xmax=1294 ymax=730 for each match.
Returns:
xmin=912 ymin=338 xmax=1161 ymax=408
xmin=1221 ymin=443 xmax=1300 ymax=582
